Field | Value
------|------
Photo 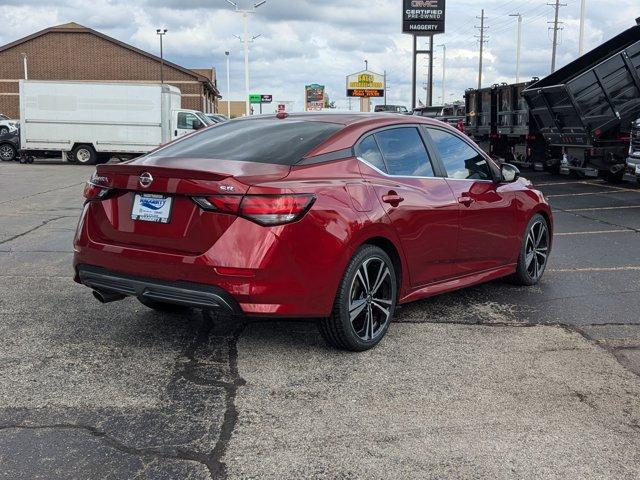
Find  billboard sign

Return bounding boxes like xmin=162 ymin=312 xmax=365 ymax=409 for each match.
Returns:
xmin=250 ymin=94 xmax=273 ymax=104
xmin=305 ymin=84 xmax=325 ymax=111
xmin=346 ymin=71 xmax=385 ymax=98
xmin=402 ymin=0 xmax=446 ymax=35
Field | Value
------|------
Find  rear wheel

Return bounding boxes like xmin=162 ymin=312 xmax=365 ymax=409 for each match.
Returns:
xmin=138 ymin=297 xmax=190 ymax=313
xmin=71 ymin=145 xmax=97 ymax=165
xmin=511 ymin=214 xmax=550 ymax=286
xmin=0 ymin=143 xmax=16 ymax=161
xmin=319 ymin=245 xmax=397 ymax=351
xmin=603 ymin=169 xmax=624 ymax=184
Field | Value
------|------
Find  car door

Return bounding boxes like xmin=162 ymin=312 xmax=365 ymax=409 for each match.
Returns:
xmin=356 ymin=126 xmax=459 ymax=287
xmin=424 ymin=126 xmax=517 ymax=275
xmin=173 ymin=111 xmax=201 ymax=139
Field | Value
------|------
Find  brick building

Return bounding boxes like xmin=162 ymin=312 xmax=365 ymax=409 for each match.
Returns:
xmin=0 ymin=22 xmax=220 ymax=118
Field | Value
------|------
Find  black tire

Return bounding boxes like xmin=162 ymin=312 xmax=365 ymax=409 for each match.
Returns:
xmin=318 ymin=245 xmax=397 ymax=352
xmin=0 ymin=143 xmax=16 ymax=161
xmin=603 ymin=169 xmax=624 ymax=184
xmin=71 ymin=145 xmax=97 ymax=165
xmin=510 ymin=214 xmax=550 ymax=286
xmin=138 ymin=297 xmax=191 ymax=313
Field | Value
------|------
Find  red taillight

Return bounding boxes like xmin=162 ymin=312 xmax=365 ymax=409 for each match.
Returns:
xmin=193 ymin=194 xmax=316 ymax=226
xmin=83 ymin=182 xmax=110 ymax=201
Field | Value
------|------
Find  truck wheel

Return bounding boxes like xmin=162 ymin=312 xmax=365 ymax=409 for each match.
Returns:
xmin=72 ymin=145 xmax=97 ymax=165
xmin=603 ymin=169 xmax=624 ymax=184
xmin=0 ymin=143 xmax=17 ymax=161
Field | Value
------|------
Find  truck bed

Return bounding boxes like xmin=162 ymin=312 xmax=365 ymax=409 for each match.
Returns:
xmin=523 ymin=24 xmax=640 ymax=147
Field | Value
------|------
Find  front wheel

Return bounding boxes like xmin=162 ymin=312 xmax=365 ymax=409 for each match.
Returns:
xmin=0 ymin=143 xmax=16 ymax=161
xmin=71 ymin=145 xmax=97 ymax=165
xmin=511 ymin=214 xmax=550 ymax=286
xmin=319 ymin=245 xmax=397 ymax=351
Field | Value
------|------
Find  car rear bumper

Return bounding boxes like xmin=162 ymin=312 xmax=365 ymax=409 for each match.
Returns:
xmin=77 ymin=265 xmax=243 ymax=314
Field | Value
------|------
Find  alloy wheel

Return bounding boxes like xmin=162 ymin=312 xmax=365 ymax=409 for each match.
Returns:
xmin=525 ymin=220 xmax=549 ymax=281
xmin=348 ymin=257 xmax=394 ymax=341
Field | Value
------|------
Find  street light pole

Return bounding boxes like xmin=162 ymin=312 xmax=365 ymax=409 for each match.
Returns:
xmin=578 ymin=0 xmax=587 ymax=55
xmin=437 ymin=44 xmax=445 ymax=105
xmin=226 ymin=0 xmax=266 ymax=117
xmin=156 ymin=29 xmax=167 ymax=84
xmin=509 ymin=13 xmax=522 ymax=83
xmin=225 ymin=51 xmax=231 ymax=117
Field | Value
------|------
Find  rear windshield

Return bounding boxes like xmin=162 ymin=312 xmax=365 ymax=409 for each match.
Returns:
xmin=148 ymin=119 xmax=343 ymax=165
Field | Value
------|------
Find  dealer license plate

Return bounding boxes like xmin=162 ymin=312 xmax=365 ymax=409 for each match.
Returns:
xmin=131 ymin=194 xmax=172 ymax=223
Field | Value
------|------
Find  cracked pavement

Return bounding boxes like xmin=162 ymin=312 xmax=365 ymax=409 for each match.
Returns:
xmin=1 ymin=161 xmax=639 ymax=479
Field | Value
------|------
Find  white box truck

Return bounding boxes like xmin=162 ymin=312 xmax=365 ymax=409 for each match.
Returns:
xmin=19 ymin=80 xmax=213 ymax=164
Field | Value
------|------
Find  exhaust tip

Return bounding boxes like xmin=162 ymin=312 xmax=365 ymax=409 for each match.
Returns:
xmin=92 ymin=289 xmax=125 ymax=304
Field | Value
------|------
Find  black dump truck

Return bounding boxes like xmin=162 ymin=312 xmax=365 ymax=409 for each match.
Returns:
xmin=464 ymin=81 xmax=560 ymax=170
xmin=522 ymin=21 xmax=640 ymax=182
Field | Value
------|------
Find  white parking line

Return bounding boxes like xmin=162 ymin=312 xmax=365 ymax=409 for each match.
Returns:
xmin=549 ymin=266 xmax=640 ymax=273
xmin=534 ymin=180 xmax=604 ymax=187
xmin=547 ymin=190 xmax=639 ymax=198
xmin=563 ymin=205 xmax=640 ymax=212
xmin=554 ymin=229 xmax=634 ymax=236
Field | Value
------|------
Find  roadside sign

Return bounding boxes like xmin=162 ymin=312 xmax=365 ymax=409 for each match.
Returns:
xmin=261 ymin=95 xmax=273 ymax=103
xmin=305 ymin=84 xmax=325 ymax=111
xmin=346 ymin=71 xmax=385 ymax=98
xmin=277 ymin=104 xmax=286 ymax=113
xmin=249 ymin=94 xmax=262 ymax=104
xmin=402 ymin=0 xmax=446 ymax=35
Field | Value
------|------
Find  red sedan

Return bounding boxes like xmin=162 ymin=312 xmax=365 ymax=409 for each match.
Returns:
xmin=74 ymin=113 xmax=552 ymax=351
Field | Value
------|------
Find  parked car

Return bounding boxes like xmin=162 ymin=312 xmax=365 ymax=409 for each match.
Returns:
xmin=414 ymin=104 xmax=466 ymax=130
xmin=73 ymin=113 xmax=553 ymax=351
xmin=0 ymin=113 xmax=18 ymax=136
xmin=206 ymin=114 xmax=229 ymax=124
xmin=0 ymin=127 xmax=20 ymax=162
xmin=374 ymin=105 xmax=409 ymax=114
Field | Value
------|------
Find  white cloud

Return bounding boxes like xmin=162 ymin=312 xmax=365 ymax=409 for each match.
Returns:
xmin=0 ymin=0 xmax=638 ymax=111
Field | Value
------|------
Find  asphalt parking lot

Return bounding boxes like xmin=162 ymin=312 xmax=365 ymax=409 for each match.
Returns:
xmin=1 ymin=161 xmax=640 ymax=479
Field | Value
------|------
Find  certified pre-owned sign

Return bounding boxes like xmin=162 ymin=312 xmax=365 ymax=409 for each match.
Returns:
xmin=402 ymin=0 xmax=446 ymax=35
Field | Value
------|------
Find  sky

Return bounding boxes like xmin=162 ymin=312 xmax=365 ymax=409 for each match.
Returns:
xmin=0 ymin=0 xmax=638 ymax=112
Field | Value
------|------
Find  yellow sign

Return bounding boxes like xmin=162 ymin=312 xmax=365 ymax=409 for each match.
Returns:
xmin=346 ymin=70 xmax=385 ymax=98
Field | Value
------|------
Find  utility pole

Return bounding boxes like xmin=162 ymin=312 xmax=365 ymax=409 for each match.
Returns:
xmin=365 ymin=59 xmax=368 ymax=71
xmin=156 ymin=29 xmax=167 ymax=84
xmin=383 ymin=70 xmax=387 ymax=106
xmin=475 ymin=9 xmax=488 ymax=90
xmin=427 ymin=35 xmax=434 ymax=106
xmin=225 ymin=51 xmax=231 ymax=117
xmin=578 ymin=0 xmax=587 ymax=55
xmin=437 ymin=44 xmax=446 ymax=105
xmin=509 ymin=13 xmax=522 ymax=83
xmin=549 ymin=0 xmax=565 ymax=73
xmin=226 ymin=0 xmax=266 ymax=116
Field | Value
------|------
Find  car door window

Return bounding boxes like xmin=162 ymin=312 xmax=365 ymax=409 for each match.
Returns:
xmin=374 ymin=127 xmax=434 ymax=177
xmin=427 ymin=128 xmax=492 ymax=180
xmin=356 ymin=135 xmax=387 ymax=173
xmin=178 ymin=112 xmax=199 ymax=130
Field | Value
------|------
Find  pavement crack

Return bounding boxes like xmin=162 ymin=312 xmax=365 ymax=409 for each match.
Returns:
xmin=0 ymin=423 xmax=215 ymax=475
xmin=0 ymin=216 xmax=75 ymax=246
xmin=552 ymin=206 xmax=640 ymax=234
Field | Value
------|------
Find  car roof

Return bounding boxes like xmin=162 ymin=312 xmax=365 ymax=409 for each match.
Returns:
xmin=236 ymin=112 xmax=443 ymax=128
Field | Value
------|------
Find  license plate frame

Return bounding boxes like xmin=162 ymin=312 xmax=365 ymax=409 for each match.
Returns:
xmin=131 ymin=193 xmax=173 ymax=224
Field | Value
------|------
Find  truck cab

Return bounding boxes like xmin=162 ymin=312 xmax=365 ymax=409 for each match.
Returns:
xmin=172 ymin=109 xmax=214 ymax=139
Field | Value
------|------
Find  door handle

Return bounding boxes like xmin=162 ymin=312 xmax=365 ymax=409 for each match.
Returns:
xmin=457 ymin=195 xmax=475 ymax=206
xmin=382 ymin=193 xmax=405 ymax=205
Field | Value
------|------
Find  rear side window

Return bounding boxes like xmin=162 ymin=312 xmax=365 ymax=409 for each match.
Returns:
xmin=374 ymin=127 xmax=434 ymax=177
xmin=148 ymin=119 xmax=343 ymax=165
xmin=427 ymin=128 xmax=492 ymax=180
xmin=355 ymin=135 xmax=387 ymax=172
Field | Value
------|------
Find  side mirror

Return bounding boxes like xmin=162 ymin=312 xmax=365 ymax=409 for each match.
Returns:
xmin=192 ymin=119 xmax=203 ymax=130
xmin=501 ymin=163 xmax=520 ymax=183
